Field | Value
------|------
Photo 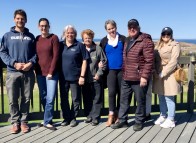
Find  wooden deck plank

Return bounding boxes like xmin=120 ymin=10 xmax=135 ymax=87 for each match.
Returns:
xmin=85 ymin=125 xmax=114 ymax=143
xmin=163 ymin=113 xmax=192 ymax=143
xmin=20 ymin=127 xmax=55 ymax=143
xmin=33 ymin=124 xmax=72 ymax=143
xmin=150 ymin=114 xmax=182 ymax=143
xmin=0 ymin=123 xmax=40 ymax=143
xmin=6 ymin=126 xmax=50 ymax=143
xmin=124 ymin=119 xmax=154 ymax=143
xmin=111 ymin=123 xmax=136 ymax=143
xmin=0 ymin=125 xmax=10 ymax=134
xmin=46 ymin=122 xmax=88 ymax=143
xmin=176 ymin=114 xmax=196 ymax=143
xmin=72 ymin=122 xmax=107 ymax=143
xmin=0 ymin=113 xmax=195 ymax=143
xmin=58 ymin=123 xmax=96 ymax=143
xmin=137 ymin=121 xmax=162 ymax=143
xmin=189 ymin=126 xmax=196 ymax=143
xmin=98 ymin=118 xmax=135 ymax=143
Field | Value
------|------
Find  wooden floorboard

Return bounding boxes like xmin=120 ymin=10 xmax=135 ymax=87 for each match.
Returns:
xmin=137 ymin=116 xmax=162 ymax=143
xmin=163 ymin=113 xmax=192 ymax=143
xmin=0 ymin=113 xmax=195 ymax=143
xmin=177 ymin=114 xmax=196 ymax=143
xmin=98 ymin=118 xmax=135 ymax=143
xmin=150 ymin=114 xmax=182 ymax=143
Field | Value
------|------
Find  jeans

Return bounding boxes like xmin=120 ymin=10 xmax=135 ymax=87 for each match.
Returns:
xmin=82 ymin=81 xmax=102 ymax=120
xmin=6 ymin=71 xmax=35 ymax=124
xmin=36 ymin=73 xmax=58 ymax=125
xmin=158 ymin=95 xmax=175 ymax=120
xmin=118 ymin=80 xmax=148 ymax=123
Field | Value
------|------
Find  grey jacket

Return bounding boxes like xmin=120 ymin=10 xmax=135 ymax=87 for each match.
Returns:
xmin=85 ymin=42 xmax=107 ymax=83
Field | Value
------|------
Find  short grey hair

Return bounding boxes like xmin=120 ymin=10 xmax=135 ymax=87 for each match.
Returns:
xmin=104 ymin=19 xmax=117 ymax=30
xmin=61 ymin=25 xmax=77 ymax=40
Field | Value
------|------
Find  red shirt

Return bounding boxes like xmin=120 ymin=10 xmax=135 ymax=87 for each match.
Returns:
xmin=35 ymin=34 xmax=59 ymax=76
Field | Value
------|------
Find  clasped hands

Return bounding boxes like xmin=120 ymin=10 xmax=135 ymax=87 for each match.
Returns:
xmin=14 ymin=62 xmax=32 ymax=71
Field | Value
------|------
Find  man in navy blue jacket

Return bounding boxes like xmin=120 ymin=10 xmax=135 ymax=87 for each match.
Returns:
xmin=0 ymin=9 xmax=36 ymax=134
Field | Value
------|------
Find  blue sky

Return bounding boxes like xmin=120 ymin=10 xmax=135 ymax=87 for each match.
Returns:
xmin=0 ymin=0 xmax=196 ymax=39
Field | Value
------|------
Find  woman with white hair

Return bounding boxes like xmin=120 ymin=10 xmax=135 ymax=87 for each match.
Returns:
xmin=59 ymin=25 xmax=89 ymax=127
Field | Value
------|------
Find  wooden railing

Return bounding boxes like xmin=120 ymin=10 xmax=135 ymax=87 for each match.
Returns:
xmin=0 ymin=56 xmax=195 ymax=122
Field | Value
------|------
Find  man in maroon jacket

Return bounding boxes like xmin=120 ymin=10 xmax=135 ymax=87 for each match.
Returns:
xmin=111 ymin=19 xmax=154 ymax=131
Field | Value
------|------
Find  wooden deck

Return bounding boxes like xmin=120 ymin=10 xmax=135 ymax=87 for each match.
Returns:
xmin=0 ymin=112 xmax=196 ymax=143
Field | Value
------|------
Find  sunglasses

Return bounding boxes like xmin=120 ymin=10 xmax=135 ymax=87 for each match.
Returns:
xmin=162 ymin=33 xmax=171 ymax=36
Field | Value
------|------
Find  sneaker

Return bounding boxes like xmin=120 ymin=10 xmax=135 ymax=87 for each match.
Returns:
xmin=91 ymin=119 xmax=99 ymax=126
xmin=70 ymin=119 xmax=78 ymax=127
xmin=160 ymin=119 xmax=175 ymax=128
xmin=21 ymin=122 xmax=30 ymax=133
xmin=84 ymin=117 xmax=92 ymax=123
xmin=154 ymin=116 xmax=166 ymax=125
xmin=61 ymin=120 xmax=70 ymax=126
xmin=110 ymin=121 xmax=128 ymax=129
xmin=133 ymin=123 xmax=143 ymax=131
xmin=10 ymin=123 xmax=20 ymax=134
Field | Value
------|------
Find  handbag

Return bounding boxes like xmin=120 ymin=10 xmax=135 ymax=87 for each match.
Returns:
xmin=159 ymin=55 xmax=186 ymax=82
xmin=174 ymin=66 xmax=186 ymax=82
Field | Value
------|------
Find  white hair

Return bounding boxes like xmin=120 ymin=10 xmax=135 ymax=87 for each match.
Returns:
xmin=61 ymin=25 xmax=77 ymax=40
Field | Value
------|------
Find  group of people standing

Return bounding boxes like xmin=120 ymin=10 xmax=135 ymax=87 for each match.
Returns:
xmin=0 ymin=9 xmax=181 ymax=134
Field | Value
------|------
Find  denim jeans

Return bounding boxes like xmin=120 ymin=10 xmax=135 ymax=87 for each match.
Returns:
xmin=6 ymin=70 xmax=35 ymax=124
xmin=36 ymin=73 xmax=58 ymax=125
xmin=158 ymin=95 xmax=175 ymax=120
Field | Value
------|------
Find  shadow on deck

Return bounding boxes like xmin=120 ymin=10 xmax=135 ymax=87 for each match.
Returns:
xmin=0 ymin=112 xmax=196 ymax=143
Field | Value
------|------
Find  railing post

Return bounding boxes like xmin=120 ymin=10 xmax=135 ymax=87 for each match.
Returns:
xmin=187 ymin=56 xmax=195 ymax=113
xmin=0 ymin=61 xmax=4 ymax=114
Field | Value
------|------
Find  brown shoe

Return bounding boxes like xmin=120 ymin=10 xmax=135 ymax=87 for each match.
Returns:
xmin=10 ymin=123 xmax=20 ymax=134
xmin=21 ymin=122 xmax=30 ymax=133
xmin=106 ymin=115 xmax=114 ymax=127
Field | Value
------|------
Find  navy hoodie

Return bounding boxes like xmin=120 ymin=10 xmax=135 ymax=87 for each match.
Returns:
xmin=0 ymin=26 xmax=36 ymax=72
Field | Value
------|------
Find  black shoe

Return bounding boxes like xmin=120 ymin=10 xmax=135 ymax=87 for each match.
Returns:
xmin=110 ymin=121 xmax=128 ymax=129
xmin=91 ymin=119 xmax=99 ymax=126
xmin=145 ymin=114 xmax=151 ymax=121
xmin=61 ymin=120 xmax=70 ymax=126
xmin=133 ymin=123 xmax=143 ymax=131
xmin=84 ymin=118 xmax=92 ymax=123
xmin=44 ymin=124 xmax=57 ymax=131
xmin=37 ymin=122 xmax=44 ymax=127
xmin=70 ymin=119 xmax=78 ymax=127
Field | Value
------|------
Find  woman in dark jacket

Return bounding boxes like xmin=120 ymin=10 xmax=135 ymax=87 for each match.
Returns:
xmin=99 ymin=19 xmax=126 ymax=127
xmin=81 ymin=29 xmax=107 ymax=126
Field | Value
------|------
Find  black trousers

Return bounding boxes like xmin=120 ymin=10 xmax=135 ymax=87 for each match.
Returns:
xmin=107 ymin=70 xmax=122 ymax=112
xmin=59 ymin=78 xmax=81 ymax=122
xmin=82 ymin=81 xmax=102 ymax=120
xmin=118 ymin=79 xmax=148 ymax=123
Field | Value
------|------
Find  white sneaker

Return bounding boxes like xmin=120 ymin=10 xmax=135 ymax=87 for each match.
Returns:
xmin=160 ymin=119 xmax=175 ymax=128
xmin=154 ymin=116 xmax=166 ymax=125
